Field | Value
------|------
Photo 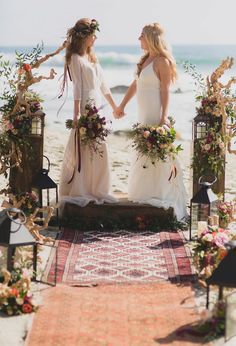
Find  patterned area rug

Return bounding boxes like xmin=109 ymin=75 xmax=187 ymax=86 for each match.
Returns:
xmin=26 ymin=284 xmax=211 ymax=346
xmin=44 ymin=229 xmax=195 ymax=285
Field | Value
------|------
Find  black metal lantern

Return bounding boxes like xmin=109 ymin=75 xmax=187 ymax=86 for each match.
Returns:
xmin=189 ymin=175 xmax=218 ymax=240
xmin=32 ymin=155 xmax=58 ymax=222
xmin=206 ymin=240 xmax=236 ymax=309
xmin=0 ymin=208 xmax=37 ymax=277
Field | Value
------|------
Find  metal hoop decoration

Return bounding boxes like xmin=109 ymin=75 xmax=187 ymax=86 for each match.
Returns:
xmin=198 ymin=175 xmax=217 ymax=186
xmin=6 ymin=208 xmax=27 ymax=225
xmin=43 ymin=155 xmax=50 ymax=173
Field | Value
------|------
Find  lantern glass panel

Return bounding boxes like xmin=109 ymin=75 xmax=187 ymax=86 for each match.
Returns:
xmin=31 ymin=117 xmax=42 ymax=135
xmin=196 ymin=122 xmax=207 ymax=139
xmin=0 ymin=245 xmax=7 ymax=268
xmin=226 ymin=291 xmax=236 ymax=341
xmin=191 ymin=201 xmax=218 ymax=232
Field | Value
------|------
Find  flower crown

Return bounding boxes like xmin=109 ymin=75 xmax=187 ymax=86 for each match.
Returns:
xmin=73 ymin=19 xmax=100 ymax=39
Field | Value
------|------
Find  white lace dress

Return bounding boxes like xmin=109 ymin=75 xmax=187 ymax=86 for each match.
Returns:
xmin=127 ymin=63 xmax=187 ymax=221
xmin=59 ymin=54 xmax=117 ymax=208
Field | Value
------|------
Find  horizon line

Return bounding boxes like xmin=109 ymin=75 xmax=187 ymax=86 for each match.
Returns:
xmin=1 ymin=43 xmax=236 ymax=48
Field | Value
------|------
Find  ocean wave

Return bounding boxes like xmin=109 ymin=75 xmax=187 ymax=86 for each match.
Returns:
xmin=0 ymin=50 xmax=139 ymax=68
xmin=1 ymin=45 xmax=236 ymax=72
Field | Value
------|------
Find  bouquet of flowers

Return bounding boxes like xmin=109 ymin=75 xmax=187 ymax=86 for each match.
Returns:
xmin=193 ymin=225 xmax=235 ymax=278
xmin=66 ymin=99 xmax=110 ymax=155
xmin=129 ymin=118 xmax=182 ymax=165
xmin=0 ymin=268 xmax=37 ymax=316
xmin=192 ymin=125 xmax=229 ymax=177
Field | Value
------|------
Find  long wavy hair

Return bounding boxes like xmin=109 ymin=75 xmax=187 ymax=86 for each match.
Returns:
xmin=65 ymin=18 xmax=97 ymax=65
xmin=59 ymin=18 xmax=98 ymax=98
xmin=137 ymin=23 xmax=177 ymax=82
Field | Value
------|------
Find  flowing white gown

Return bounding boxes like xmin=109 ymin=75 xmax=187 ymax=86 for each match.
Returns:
xmin=128 ymin=63 xmax=187 ymax=221
xmin=59 ymin=54 xmax=117 ymax=208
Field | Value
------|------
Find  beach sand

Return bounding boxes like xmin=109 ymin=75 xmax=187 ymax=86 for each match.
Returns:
xmin=0 ymin=126 xmax=235 ymax=204
xmin=41 ymin=127 xmax=236 ymax=205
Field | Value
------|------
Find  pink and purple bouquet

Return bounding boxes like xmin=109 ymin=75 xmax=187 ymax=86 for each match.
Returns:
xmin=129 ymin=118 xmax=182 ymax=166
xmin=66 ymin=99 xmax=110 ymax=155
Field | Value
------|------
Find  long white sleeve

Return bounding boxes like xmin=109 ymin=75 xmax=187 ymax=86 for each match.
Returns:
xmin=69 ymin=54 xmax=83 ymax=101
xmin=97 ymin=63 xmax=111 ymax=96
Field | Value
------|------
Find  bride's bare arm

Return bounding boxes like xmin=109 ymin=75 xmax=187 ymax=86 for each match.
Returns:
xmin=117 ymin=80 xmax=137 ymax=116
xmin=154 ymin=57 xmax=171 ymax=125
xmin=104 ymin=93 xmax=118 ymax=114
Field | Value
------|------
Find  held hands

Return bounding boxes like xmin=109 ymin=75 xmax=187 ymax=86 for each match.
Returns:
xmin=113 ymin=105 xmax=125 ymax=119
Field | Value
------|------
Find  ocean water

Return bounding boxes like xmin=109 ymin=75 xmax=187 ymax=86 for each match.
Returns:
xmin=0 ymin=45 xmax=236 ymax=140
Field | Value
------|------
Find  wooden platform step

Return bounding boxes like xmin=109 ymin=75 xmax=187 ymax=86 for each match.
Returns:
xmin=60 ymin=193 xmax=175 ymax=231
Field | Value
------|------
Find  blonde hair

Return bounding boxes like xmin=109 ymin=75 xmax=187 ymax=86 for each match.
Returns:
xmin=65 ymin=18 xmax=97 ymax=65
xmin=137 ymin=23 xmax=177 ymax=82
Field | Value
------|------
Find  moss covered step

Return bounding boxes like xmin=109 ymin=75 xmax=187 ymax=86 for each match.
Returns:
xmin=60 ymin=193 xmax=176 ymax=231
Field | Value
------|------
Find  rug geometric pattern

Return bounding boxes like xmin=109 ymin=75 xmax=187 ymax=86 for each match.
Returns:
xmin=44 ymin=229 xmax=195 ymax=285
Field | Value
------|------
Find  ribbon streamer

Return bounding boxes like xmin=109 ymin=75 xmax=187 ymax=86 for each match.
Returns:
xmin=168 ymin=164 xmax=177 ymax=181
xmin=67 ymin=129 xmax=81 ymax=184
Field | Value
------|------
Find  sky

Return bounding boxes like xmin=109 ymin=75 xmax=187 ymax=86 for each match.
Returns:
xmin=1 ymin=0 xmax=236 ymax=47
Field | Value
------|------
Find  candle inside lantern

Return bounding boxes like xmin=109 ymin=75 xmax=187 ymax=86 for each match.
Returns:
xmin=31 ymin=117 xmax=41 ymax=135
xmin=213 ymin=215 xmax=219 ymax=226
xmin=197 ymin=221 xmax=208 ymax=237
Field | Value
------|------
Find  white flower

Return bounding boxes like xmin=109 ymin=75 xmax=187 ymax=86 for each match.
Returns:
xmin=202 ymin=233 xmax=213 ymax=242
xmin=156 ymin=127 xmax=166 ymax=135
xmin=79 ymin=127 xmax=87 ymax=136
xmin=16 ymin=298 xmax=24 ymax=305
xmin=203 ymin=143 xmax=211 ymax=151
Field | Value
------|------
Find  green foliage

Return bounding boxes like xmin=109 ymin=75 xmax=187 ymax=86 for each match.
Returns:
xmin=15 ymin=42 xmax=44 ymax=67
xmin=183 ymin=61 xmax=206 ymax=99
xmin=59 ymin=214 xmax=187 ymax=232
xmin=0 ymin=46 xmax=45 ymax=177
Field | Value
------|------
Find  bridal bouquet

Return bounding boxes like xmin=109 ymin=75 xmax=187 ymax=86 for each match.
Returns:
xmin=66 ymin=99 xmax=110 ymax=155
xmin=130 ymin=119 xmax=182 ymax=165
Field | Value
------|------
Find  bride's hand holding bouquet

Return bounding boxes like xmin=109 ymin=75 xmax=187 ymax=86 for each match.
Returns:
xmin=66 ymin=99 xmax=111 ymax=156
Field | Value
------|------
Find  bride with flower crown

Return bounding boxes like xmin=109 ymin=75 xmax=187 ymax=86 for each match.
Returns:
xmin=115 ymin=23 xmax=187 ymax=221
xmin=59 ymin=18 xmax=118 ymax=208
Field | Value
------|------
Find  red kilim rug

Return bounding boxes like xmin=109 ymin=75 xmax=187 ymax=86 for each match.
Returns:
xmin=44 ymin=229 xmax=195 ymax=285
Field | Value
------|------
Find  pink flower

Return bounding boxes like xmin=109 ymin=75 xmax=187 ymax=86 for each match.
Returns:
xmin=201 ymin=229 xmax=211 ymax=237
xmin=214 ymin=233 xmax=230 ymax=248
xmin=143 ymin=131 xmax=150 ymax=138
xmin=6 ymin=121 xmax=14 ymax=130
